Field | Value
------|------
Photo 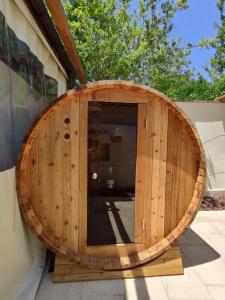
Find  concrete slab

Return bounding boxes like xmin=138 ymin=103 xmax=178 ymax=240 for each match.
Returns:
xmin=210 ymin=221 xmax=225 ymax=235
xmin=161 ymin=267 xmax=213 ymax=300
xmin=124 ymin=277 xmax=168 ymax=300
xmin=198 ymin=233 xmax=225 ymax=258
xmin=207 ymin=285 xmax=225 ymax=300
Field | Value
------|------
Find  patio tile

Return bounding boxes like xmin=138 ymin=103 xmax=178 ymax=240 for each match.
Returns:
xmin=210 ymin=222 xmax=225 ymax=235
xmin=161 ymin=267 xmax=213 ymax=300
xmin=195 ymin=258 xmax=225 ymax=285
xmin=182 ymin=245 xmax=225 ymax=285
xmin=198 ymin=233 xmax=225 ymax=258
xmin=177 ymin=228 xmax=206 ymax=246
xmin=36 ymin=274 xmax=169 ymax=300
xmin=190 ymin=222 xmax=219 ymax=234
xmin=181 ymin=244 xmax=220 ymax=268
xmin=207 ymin=285 xmax=225 ymax=300
xmin=129 ymin=277 xmax=168 ymax=300
xmin=80 ymin=279 xmax=125 ymax=300
xmin=36 ymin=274 xmax=82 ymax=300
xmin=124 ymin=278 xmax=150 ymax=300
xmin=194 ymin=211 xmax=225 ymax=223
xmin=36 ymin=274 xmax=125 ymax=300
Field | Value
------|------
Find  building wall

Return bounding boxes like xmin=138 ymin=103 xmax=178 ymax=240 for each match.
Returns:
xmin=176 ymin=101 xmax=225 ymax=196
xmin=0 ymin=1 xmax=67 ymax=300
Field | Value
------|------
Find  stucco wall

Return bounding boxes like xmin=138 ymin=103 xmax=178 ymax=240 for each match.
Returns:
xmin=176 ymin=101 xmax=225 ymax=195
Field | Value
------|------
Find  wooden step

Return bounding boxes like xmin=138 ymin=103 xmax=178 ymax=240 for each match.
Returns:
xmin=53 ymin=246 xmax=184 ymax=283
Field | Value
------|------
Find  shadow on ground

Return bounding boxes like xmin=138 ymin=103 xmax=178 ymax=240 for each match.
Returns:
xmin=176 ymin=228 xmax=220 ymax=268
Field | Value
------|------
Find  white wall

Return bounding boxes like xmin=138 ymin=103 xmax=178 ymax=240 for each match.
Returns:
xmin=176 ymin=101 xmax=225 ymax=194
xmin=0 ymin=1 xmax=67 ymax=300
xmin=0 ymin=169 xmax=46 ymax=300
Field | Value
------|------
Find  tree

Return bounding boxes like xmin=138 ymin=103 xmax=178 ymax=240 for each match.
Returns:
xmin=63 ymin=1 xmax=190 ymax=84
xmin=200 ymin=0 xmax=225 ymax=77
xmin=197 ymin=0 xmax=225 ymax=98
xmin=157 ymin=73 xmax=225 ymax=100
xmin=62 ymin=0 xmax=224 ymax=100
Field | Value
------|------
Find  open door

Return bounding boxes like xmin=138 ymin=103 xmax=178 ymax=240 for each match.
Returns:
xmin=135 ymin=101 xmax=168 ymax=248
xmin=78 ymin=97 xmax=167 ymax=255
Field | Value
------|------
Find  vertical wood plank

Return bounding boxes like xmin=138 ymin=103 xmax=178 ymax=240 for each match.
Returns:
xmin=134 ymin=104 xmax=147 ymax=244
xmin=164 ymin=112 xmax=175 ymax=236
xmin=164 ymin=115 xmax=182 ymax=234
xmin=143 ymin=100 xmax=154 ymax=246
xmin=62 ymin=103 xmax=72 ymax=249
xmin=170 ymin=117 xmax=182 ymax=231
xmin=54 ymin=108 xmax=64 ymax=246
xmin=157 ymin=103 xmax=168 ymax=241
xmin=184 ymin=131 xmax=197 ymax=212
xmin=149 ymin=101 xmax=168 ymax=246
xmin=70 ymin=96 xmax=80 ymax=252
xmin=79 ymin=96 xmax=88 ymax=253
xmin=38 ymin=121 xmax=47 ymax=227
xmin=177 ymin=126 xmax=188 ymax=224
xmin=46 ymin=112 xmax=55 ymax=233
xmin=150 ymin=101 xmax=161 ymax=246
xmin=29 ymin=137 xmax=39 ymax=214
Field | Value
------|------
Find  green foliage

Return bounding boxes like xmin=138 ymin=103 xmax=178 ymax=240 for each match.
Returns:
xmin=200 ymin=0 xmax=225 ymax=77
xmin=63 ymin=1 xmax=190 ymax=79
xmin=156 ymin=74 xmax=225 ymax=100
xmin=63 ymin=0 xmax=224 ymax=100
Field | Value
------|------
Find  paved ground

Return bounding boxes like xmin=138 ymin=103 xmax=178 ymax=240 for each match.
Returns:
xmin=36 ymin=211 xmax=225 ymax=300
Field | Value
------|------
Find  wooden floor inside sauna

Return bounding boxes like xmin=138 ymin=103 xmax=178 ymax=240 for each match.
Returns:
xmin=87 ymin=196 xmax=135 ymax=245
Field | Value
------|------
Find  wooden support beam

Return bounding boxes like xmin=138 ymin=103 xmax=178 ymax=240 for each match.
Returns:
xmin=45 ymin=0 xmax=86 ymax=85
xmin=53 ymin=247 xmax=184 ymax=282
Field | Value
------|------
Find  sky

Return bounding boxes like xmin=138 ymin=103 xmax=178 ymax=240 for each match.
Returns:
xmin=171 ymin=0 xmax=220 ymax=78
xmin=129 ymin=0 xmax=220 ymax=79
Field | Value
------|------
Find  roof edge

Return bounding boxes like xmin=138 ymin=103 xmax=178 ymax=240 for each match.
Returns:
xmin=24 ymin=0 xmax=74 ymax=81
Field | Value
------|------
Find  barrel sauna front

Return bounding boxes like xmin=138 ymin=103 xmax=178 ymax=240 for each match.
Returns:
xmin=16 ymin=80 xmax=205 ymax=270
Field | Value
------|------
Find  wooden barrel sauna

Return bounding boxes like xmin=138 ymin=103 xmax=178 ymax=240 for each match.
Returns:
xmin=16 ymin=80 xmax=206 ymax=270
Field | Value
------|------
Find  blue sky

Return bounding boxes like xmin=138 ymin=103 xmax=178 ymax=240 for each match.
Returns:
xmin=172 ymin=0 xmax=219 ymax=78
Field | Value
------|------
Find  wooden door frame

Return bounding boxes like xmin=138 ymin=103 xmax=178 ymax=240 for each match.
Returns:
xmin=79 ymin=96 xmax=146 ymax=256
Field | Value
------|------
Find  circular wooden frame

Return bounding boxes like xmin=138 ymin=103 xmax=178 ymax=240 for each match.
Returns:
xmin=16 ymin=80 xmax=206 ymax=270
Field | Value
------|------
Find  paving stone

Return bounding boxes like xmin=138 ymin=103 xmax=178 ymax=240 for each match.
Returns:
xmin=182 ymin=245 xmax=225 ymax=285
xmin=161 ymin=267 xmax=213 ymax=300
xmin=207 ymin=285 xmax=225 ymax=300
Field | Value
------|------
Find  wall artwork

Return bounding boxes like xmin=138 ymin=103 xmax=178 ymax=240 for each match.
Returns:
xmin=0 ymin=9 xmax=58 ymax=171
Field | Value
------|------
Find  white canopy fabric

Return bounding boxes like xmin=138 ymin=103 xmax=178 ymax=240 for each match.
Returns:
xmin=0 ymin=1 xmax=67 ymax=299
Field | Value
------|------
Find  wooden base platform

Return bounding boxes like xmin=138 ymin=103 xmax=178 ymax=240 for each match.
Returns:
xmin=53 ymin=247 xmax=184 ymax=283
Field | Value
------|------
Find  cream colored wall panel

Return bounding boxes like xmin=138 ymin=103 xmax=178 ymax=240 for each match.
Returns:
xmin=0 ymin=168 xmax=45 ymax=300
xmin=176 ymin=102 xmax=225 ymax=192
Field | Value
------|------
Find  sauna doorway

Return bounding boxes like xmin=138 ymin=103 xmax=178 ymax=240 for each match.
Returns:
xmin=87 ymin=102 xmax=137 ymax=245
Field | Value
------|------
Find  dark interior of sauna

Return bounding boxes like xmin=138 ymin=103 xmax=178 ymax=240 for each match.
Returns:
xmin=87 ymin=101 xmax=137 ymax=245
